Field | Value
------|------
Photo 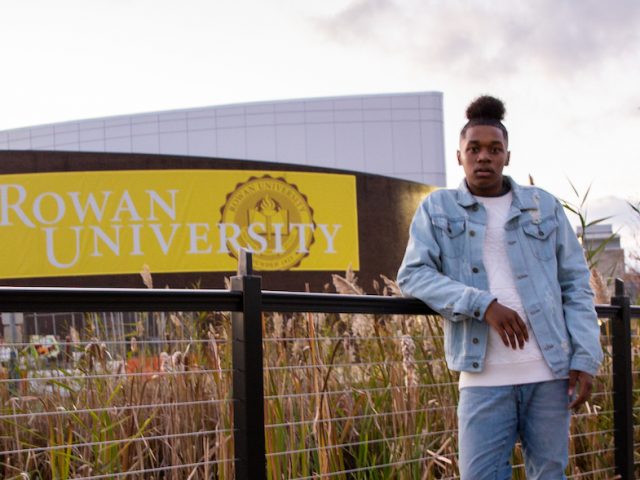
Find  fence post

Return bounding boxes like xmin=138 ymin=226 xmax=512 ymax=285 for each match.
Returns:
xmin=610 ymin=278 xmax=634 ymax=479
xmin=230 ymin=250 xmax=266 ymax=480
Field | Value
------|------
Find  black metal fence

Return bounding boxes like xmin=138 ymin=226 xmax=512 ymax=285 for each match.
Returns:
xmin=0 ymin=251 xmax=638 ymax=479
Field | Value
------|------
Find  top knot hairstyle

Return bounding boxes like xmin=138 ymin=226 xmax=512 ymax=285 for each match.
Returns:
xmin=460 ymin=95 xmax=508 ymax=143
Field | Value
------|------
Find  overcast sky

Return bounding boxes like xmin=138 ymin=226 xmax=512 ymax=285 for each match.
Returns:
xmin=0 ymin=0 xmax=638 ymax=234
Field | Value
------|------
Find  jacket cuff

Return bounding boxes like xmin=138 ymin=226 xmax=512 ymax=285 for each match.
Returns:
xmin=569 ymin=356 xmax=601 ymax=377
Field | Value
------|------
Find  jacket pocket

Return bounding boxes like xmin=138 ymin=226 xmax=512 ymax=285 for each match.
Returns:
xmin=522 ymin=216 xmax=558 ymax=260
xmin=432 ymin=215 xmax=466 ymax=258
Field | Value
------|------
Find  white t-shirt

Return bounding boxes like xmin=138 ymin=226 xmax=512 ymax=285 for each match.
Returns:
xmin=459 ymin=191 xmax=556 ymax=388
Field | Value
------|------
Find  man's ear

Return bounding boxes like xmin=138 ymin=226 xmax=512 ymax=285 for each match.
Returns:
xmin=505 ymin=151 xmax=510 ymax=166
xmin=457 ymin=150 xmax=462 ymax=165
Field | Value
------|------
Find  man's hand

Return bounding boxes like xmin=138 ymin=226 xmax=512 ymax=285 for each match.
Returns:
xmin=484 ymin=300 xmax=529 ymax=349
xmin=568 ymin=370 xmax=593 ymax=410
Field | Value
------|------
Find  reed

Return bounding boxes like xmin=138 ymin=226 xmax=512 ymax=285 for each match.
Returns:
xmin=0 ymin=270 xmax=636 ymax=479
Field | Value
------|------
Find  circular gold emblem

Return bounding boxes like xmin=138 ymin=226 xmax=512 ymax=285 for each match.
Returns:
xmin=219 ymin=176 xmax=315 ymax=270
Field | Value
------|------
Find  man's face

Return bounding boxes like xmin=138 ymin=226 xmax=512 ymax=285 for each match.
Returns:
xmin=457 ymin=125 xmax=510 ymax=196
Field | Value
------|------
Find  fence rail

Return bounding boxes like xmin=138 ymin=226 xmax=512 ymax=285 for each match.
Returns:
xmin=1 ymin=251 xmax=638 ymax=479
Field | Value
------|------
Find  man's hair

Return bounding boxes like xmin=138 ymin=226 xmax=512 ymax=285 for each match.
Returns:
xmin=460 ymin=95 xmax=508 ymax=143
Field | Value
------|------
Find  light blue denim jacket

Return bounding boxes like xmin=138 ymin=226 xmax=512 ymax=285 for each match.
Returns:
xmin=397 ymin=177 xmax=603 ymax=377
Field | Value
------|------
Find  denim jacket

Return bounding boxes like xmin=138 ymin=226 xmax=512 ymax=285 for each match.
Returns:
xmin=397 ymin=177 xmax=603 ymax=377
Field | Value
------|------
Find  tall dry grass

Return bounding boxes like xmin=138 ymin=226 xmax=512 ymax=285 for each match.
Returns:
xmin=262 ymin=270 xmax=634 ymax=479
xmin=0 ymin=268 xmax=637 ymax=479
xmin=0 ymin=309 xmax=234 ymax=479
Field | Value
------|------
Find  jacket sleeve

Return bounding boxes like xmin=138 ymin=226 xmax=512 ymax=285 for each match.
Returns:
xmin=554 ymin=199 xmax=604 ymax=375
xmin=397 ymin=199 xmax=496 ymax=322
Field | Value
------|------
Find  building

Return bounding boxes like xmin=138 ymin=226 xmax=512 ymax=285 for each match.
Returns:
xmin=0 ymin=91 xmax=446 ymax=345
xmin=576 ymin=224 xmax=626 ymax=295
xmin=0 ymin=92 xmax=445 ymax=186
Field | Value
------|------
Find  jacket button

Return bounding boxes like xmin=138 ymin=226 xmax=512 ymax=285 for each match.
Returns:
xmin=472 ymin=204 xmax=479 ymax=211
xmin=472 ymin=337 xmax=479 ymax=344
xmin=473 ymin=310 xmax=480 ymax=318
xmin=469 ymin=230 xmax=476 ymax=236
xmin=472 ymin=267 xmax=479 ymax=273
xmin=472 ymin=362 xmax=479 ymax=368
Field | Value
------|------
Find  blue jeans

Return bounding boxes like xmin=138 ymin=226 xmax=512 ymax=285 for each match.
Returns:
xmin=457 ymin=380 xmax=571 ymax=479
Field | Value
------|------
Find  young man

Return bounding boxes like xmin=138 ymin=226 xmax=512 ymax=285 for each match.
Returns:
xmin=397 ymin=96 xmax=603 ymax=479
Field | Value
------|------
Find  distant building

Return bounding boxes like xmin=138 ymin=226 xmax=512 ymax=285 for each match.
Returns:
xmin=576 ymin=224 xmax=625 ymax=287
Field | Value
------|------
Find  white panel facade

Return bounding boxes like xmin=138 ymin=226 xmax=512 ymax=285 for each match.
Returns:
xmin=0 ymin=92 xmax=446 ymax=186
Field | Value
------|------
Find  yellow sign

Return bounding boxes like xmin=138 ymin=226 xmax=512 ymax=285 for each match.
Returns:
xmin=0 ymin=170 xmax=359 ymax=279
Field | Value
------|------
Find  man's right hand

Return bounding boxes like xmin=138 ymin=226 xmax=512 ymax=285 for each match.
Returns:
xmin=484 ymin=300 xmax=529 ymax=349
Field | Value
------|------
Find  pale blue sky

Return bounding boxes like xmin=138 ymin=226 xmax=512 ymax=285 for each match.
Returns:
xmin=0 ymin=0 xmax=638 ymax=210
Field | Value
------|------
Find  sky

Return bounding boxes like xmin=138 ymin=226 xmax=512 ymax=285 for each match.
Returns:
xmin=0 ymin=0 xmax=639 ymax=249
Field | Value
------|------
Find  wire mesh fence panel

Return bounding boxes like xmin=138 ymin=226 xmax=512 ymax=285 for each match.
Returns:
xmin=562 ymin=316 xmax=615 ymax=479
xmin=1 ymin=280 xmax=636 ymax=479
xmin=261 ymin=310 xmax=635 ymax=480
xmin=565 ymin=313 xmax=640 ymax=479
xmin=0 ymin=310 xmax=235 ymax=480
xmin=262 ymin=311 xmax=459 ymax=480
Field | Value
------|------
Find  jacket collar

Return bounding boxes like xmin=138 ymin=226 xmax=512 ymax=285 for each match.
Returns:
xmin=456 ymin=176 xmax=539 ymax=211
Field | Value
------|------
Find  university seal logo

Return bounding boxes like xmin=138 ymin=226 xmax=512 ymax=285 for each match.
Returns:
xmin=219 ymin=176 xmax=315 ymax=270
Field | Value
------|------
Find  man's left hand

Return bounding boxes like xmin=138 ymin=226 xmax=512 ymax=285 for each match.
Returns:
xmin=568 ymin=370 xmax=593 ymax=410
